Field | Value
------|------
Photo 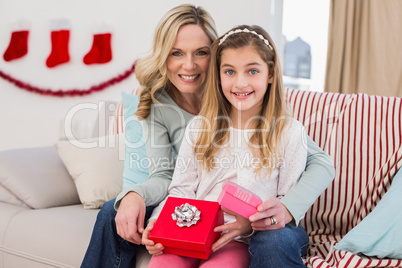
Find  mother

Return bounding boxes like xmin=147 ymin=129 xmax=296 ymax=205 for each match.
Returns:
xmin=82 ymin=4 xmax=335 ymax=268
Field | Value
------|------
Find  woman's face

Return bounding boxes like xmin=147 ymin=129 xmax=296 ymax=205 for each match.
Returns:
xmin=166 ymin=24 xmax=212 ymax=94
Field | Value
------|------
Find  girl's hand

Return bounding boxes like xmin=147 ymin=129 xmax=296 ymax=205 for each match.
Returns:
xmin=249 ymin=197 xmax=293 ymax=230
xmin=211 ymin=207 xmax=252 ymax=252
xmin=142 ymin=219 xmax=164 ymax=256
xmin=115 ymin=192 xmax=146 ymax=244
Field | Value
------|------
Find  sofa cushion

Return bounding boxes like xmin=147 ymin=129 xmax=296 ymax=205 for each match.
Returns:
xmin=334 ymin=168 xmax=402 ymax=259
xmin=121 ymin=91 xmax=149 ymax=189
xmin=108 ymin=91 xmax=149 ymax=190
xmin=286 ymin=89 xmax=402 ymax=267
xmin=109 ymin=88 xmax=139 ymax=135
xmin=2 ymin=204 xmax=99 ymax=268
xmin=0 ymin=202 xmax=29 ymax=250
xmin=0 ymin=184 xmax=27 ymax=207
xmin=0 ymin=201 xmax=151 ymax=268
xmin=56 ymin=134 xmax=124 ymax=209
xmin=0 ymin=146 xmax=81 ymax=209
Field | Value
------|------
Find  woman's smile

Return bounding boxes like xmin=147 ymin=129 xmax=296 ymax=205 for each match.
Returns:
xmin=179 ymin=74 xmax=200 ymax=82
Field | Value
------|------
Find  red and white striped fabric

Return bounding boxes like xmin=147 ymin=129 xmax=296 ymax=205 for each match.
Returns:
xmin=109 ymin=101 xmax=124 ymax=135
xmin=286 ymin=88 xmax=402 ymax=268
xmin=109 ymin=88 xmax=140 ymax=135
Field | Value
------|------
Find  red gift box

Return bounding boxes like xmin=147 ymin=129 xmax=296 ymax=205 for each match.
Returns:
xmin=218 ymin=181 xmax=263 ymax=219
xmin=149 ymin=197 xmax=224 ymax=259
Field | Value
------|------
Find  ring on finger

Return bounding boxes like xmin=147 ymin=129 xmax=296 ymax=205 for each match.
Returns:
xmin=270 ymin=216 xmax=278 ymax=225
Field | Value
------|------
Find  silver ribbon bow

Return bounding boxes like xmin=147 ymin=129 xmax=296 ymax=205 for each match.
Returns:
xmin=172 ymin=203 xmax=201 ymax=227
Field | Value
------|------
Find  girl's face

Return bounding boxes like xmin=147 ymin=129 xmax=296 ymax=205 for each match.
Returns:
xmin=166 ymin=24 xmax=211 ymax=95
xmin=220 ymin=45 xmax=273 ymax=119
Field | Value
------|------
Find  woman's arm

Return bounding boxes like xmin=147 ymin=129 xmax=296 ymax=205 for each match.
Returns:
xmin=114 ymin=94 xmax=194 ymax=243
xmin=148 ymin=117 xmax=200 ymax=220
xmin=114 ymin=106 xmax=173 ymax=209
xmin=142 ymin=119 xmax=200 ymax=254
xmin=114 ymin=105 xmax=175 ymax=243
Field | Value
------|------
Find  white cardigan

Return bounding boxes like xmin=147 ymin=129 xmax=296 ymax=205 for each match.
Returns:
xmin=150 ymin=116 xmax=308 ymax=224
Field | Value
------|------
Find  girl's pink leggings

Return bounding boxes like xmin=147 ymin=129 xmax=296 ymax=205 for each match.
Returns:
xmin=148 ymin=241 xmax=250 ymax=268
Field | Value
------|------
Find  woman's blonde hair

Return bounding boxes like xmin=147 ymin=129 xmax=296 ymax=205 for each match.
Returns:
xmin=135 ymin=4 xmax=218 ymax=120
xmin=195 ymin=25 xmax=289 ymax=176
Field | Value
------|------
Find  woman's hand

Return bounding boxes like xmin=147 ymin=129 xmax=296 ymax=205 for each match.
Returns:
xmin=115 ymin=191 xmax=146 ymax=244
xmin=249 ymin=197 xmax=293 ymax=231
xmin=211 ymin=207 xmax=252 ymax=252
xmin=142 ymin=219 xmax=164 ymax=256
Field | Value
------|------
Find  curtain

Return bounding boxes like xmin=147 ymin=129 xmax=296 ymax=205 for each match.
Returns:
xmin=325 ymin=0 xmax=402 ymax=97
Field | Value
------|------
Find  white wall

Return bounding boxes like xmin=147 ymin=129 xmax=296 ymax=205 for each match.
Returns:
xmin=0 ymin=0 xmax=280 ymax=150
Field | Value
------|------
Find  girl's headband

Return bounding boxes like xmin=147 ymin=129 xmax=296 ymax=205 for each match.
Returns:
xmin=218 ymin=28 xmax=273 ymax=51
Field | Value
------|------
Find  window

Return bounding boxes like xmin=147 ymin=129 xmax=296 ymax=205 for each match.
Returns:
xmin=281 ymin=0 xmax=330 ymax=92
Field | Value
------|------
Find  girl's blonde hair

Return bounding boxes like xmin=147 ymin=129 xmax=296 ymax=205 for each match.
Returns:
xmin=135 ymin=4 xmax=218 ymax=120
xmin=195 ymin=25 xmax=289 ymax=176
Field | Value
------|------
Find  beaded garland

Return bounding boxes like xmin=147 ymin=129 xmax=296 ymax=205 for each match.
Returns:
xmin=0 ymin=61 xmax=136 ymax=97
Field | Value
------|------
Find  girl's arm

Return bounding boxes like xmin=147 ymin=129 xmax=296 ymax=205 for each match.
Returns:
xmin=250 ymin=124 xmax=335 ymax=230
xmin=280 ymin=135 xmax=335 ymax=226
xmin=143 ymin=219 xmax=164 ymax=256
xmin=277 ymin=119 xmax=308 ymax=198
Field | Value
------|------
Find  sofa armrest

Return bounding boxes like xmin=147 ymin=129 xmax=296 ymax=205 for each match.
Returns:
xmin=0 ymin=146 xmax=80 ymax=208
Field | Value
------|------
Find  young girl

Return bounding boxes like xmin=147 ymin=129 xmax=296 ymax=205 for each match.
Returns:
xmin=143 ymin=25 xmax=309 ymax=267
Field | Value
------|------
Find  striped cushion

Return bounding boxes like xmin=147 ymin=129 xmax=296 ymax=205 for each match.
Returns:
xmin=109 ymin=88 xmax=140 ymax=135
xmin=109 ymin=100 xmax=124 ymax=135
xmin=286 ymin=88 xmax=402 ymax=267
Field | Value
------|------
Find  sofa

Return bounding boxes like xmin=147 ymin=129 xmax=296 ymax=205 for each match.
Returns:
xmin=0 ymin=103 xmax=151 ymax=268
xmin=0 ymin=88 xmax=401 ymax=268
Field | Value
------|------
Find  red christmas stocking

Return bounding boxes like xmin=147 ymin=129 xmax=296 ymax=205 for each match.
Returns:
xmin=46 ymin=29 xmax=70 ymax=68
xmin=83 ymin=33 xmax=112 ymax=64
xmin=3 ymin=30 xmax=29 ymax=61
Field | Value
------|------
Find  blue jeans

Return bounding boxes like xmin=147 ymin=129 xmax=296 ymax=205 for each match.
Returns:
xmin=81 ymin=198 xmax=154 ymax=268
xmin=249 ymin=224 xmax=309 ymax=268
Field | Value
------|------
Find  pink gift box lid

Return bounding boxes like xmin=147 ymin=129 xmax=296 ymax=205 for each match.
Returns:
xmin=221 ymin=181 xmax=262 ymax=207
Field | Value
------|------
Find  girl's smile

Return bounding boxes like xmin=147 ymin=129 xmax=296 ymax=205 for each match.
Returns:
xmin=232 ymin=91 xmax=254 ymax=98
